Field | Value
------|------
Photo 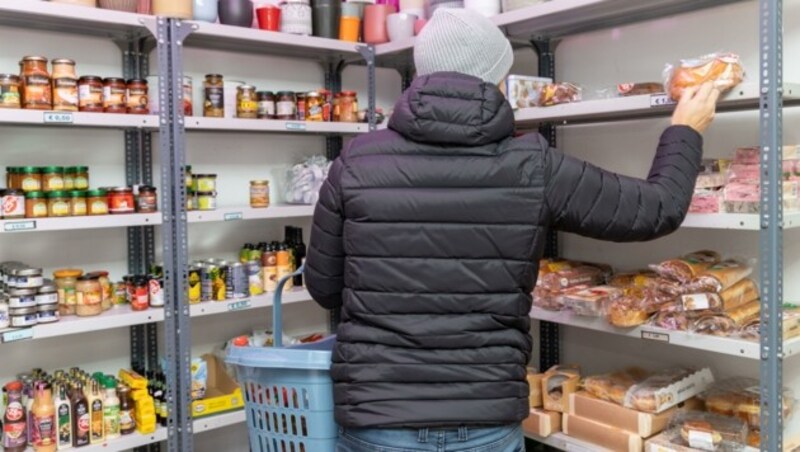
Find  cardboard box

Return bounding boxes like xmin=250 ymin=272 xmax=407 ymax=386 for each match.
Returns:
xmin=522 ymin=408 xmax=561 ymax=438
xmin=191 ymin=354 xmax=244 ymax=418
xmin=542 ymin=371 xmax=580 ymax=413
xmin=563 ymin=414 xmax=643 ymax=452
xmin=644 ymin=431 xmax=695 ymax=452
xmin=527 ymin=372 xmax=543 ymax=408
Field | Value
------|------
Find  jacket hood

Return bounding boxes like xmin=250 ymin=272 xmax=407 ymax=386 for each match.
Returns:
xmin=388 ymin=72 xmax=515 ymax=146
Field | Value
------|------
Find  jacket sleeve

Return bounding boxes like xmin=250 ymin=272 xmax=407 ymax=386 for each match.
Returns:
xmin=305 ymin=157 xmax=346 ymax=310
xmin=545 ymin=125 xmax=703 ymax=242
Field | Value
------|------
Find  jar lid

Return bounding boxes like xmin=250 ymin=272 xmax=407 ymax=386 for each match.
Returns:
xmin=38 ymin=282 xmax=57 ymax=293
xmin=256 ymin=91 xmax=274 ymax=96
xmin=185 ymin=165 xmax=192 ymax=171
xmin=68 ymin=190 xmax=86 ymax=198
xmin=196 ymin=191 xmax=216 ymax=196
xmin=86 ymin=189 xmax=107 ymax=197
xmin=12 ymin=267 xmax=42 ymax=276
xmin=138 ymin=185 xmax=156 ymax=192
xmin=341 ymin=90 xmax=358 ymax=96
xmin=77 ymin=275 xmax=98 ymax=281
xmin=85 ymin=271 xmax=108 ymax=279
xmin=9 ymin=288 xmax=37 ymax=296
xmin=276 ymin=91 xmax=296 ymax=96
xmin=238 ymin=84 xmax=256 ymax=90
xmin=0 ymin=74 xmax=20 ymax=82
xmin=20 ymin=166 xmax=40 ymax=173
xmin=52 ymin=58 xmax=76 ymax=65
xmin=3 ymin=189 xmax=23 ymax=195
xmin=75 ymin=166 xmax=89 ymax=172
xmin=205 ymin=73 xmax=224 ymax=79
xmin=307 ymin=91 xmax=320 ymax=97
xmin=111 ymin=186 xmax=133 ymax=193
xmin=9 ymin=306 xmax=37 ymax=315
xmin=296 ymin=92 xmax=307 ymax=98
xmin=41 ymin=166 xmax=64 ymax=174
xmin=250 ymin=180 xmax=269 ymax=185
xmin=127 ymin=78 xmax=147 ymax=84
xmin=79 ymin=76 xmax=103 ymax=82
xmin=104 ymin=77 xmax=126 ymax=84
xmin=5 ymin=166 xmax=18 ymax=172
xmin=21 ymin=56 xmax=48 ymax=62
xmin=38 ymin=304 xmax=58 ymax=312
xmin=54 ymin=268 xmax=84 ymax=278
xmin=47 ymin=191 xmax=68 ymax=198
xmin=25 ymin=191 xmax=46 ymax=199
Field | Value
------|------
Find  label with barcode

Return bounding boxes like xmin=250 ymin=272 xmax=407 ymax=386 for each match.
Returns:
xmin=641 ymin=330 xmax=670 ymax=342
xmin=285 ymin=122 xmax=307 ymax=131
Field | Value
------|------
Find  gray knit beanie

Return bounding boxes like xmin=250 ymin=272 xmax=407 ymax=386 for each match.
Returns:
xmin=414 ymin=8 xmax=514 ymax=85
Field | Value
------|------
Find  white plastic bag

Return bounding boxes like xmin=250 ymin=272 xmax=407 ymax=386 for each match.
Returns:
xmin=283 ymin=155 xmax=331 ymax=205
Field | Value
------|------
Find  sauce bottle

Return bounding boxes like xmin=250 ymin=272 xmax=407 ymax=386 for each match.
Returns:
xmin=3 ymin=381 xmax=27 ymax=452
xmin=102 ymin=379 xmax=120 ymax=440
xmin=55 ymin=384 xmax=72 ymax=450
xmin=291 ymin=227 xmax=306 ymax=287
xmin=70 ymin=383 xmax=89 ymax=447
xmin=157 ymin=374 xmax=167 ymax=427
xmin=31 ymin=381 xmax=57 ymax=452
xmin=276 ymin=243 xmax=293 ymax=292
xmin=117 ymin=385 xmax=136 ymax=435
xmin=88 ymin=381 xmax=104 ymax=444
xmin=262 ymin=243 xmax=278 ymax=293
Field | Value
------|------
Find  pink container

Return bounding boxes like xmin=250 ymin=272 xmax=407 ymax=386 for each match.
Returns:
xmin=363 ymin=4 xmax=393 ymax=44
xmin=414 ymin=17 xmax=426 ymax=34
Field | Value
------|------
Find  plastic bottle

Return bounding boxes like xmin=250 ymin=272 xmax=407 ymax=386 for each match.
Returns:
xmin=70 ymin=383 xmax=89 ymax=447
xmin=102 ymin=379 xmax=120 ymax=440
xmin=262 ymin=243 xmax=278 ymax=292
xmin=88 ymin=381 xmax=104 ymax=444
xmin=55 ymin=384 xmax=72 ymax=450
xmin=3 ymin=381 xmax=27 ymax=452
xmin=31 ymin=381 xmax=57 ymax=452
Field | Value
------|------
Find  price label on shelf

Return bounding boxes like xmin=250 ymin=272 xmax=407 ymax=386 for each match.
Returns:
xmin=43 ymin=112 xmax=74 ymax=124
xmin=2 ymin=328 xmax=34 ymax=343
xmin=228 ymin=300 xmax=251 ymax=312
xmin=224 ymin=212 xmax=243 ymax=221
xmin=285 ymin=122 xmax=307 ymax=131
xmin=4 ymin=221 xmax=36 ymax=232
xmin=649 ymin=94 xmax=676 ymax=107
xmin=641 ymin=330 xmax=670 ymax=343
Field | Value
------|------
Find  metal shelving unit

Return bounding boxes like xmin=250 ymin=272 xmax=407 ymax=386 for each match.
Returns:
xmin=187 ymin=205 xmax=314 ymax=223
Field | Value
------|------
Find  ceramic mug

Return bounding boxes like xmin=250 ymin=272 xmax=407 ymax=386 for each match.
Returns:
xmin=218 ymin=0 xmax=254 ymax=27
xmin=339 ymin=15 xmax=361 ymax=41
xmin=386 ymin=12 xmax=415 ymax=41
xmin=193 ymin=0 xmax=218 ymax=22
xmin=281 ymin=2 xmax=312 ymax=35
xmin=256 ymin=4 xmax=281 ymax=30
xmin=464 ymin=0 xmax=500 ymax=17
xmin=312 ymin=0 xmax=340 ymax=39
xmin=363 ymin=4 xmax=392 ymax=44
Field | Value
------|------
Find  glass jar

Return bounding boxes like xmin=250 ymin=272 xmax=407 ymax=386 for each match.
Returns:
xmin=250 ymin=180 xmax=270 ymax=208
xmin=296 ymin=92 xmax=306 ymax=121
xmin=131 ymin=276 xmax=149 ymax=311
xmin=19 ymin=166 xmax=41 ymax=192
xmin=47 ymin=191 xmax=70 ymax=217
xmin=6 ymin=166 xmax=17 ymax=188
xmin=203 ymin=74 xmax=224 ymax=118
xmin=305 ymin=91 xmax=324 ymax=121
xmin=136 ymin=186 xmax=158 ymax=213
xmin=86 ymin=189 xmax=109 ymax=215
xmin=86 ymin=271 xmax=112 ymax=311
xmin=25 ymin=191 xmax=48 ymax=218
xmin=41 ymin=166 xmax=65 ymax=192
xmin=54 ymin=269 xmax=83 ymax=316
xmin=73 ymin=166 xmax=89 ymax=190
xmin=196 ymin=191 xmax=217 ymax=211
xmin=20 ymin=56 xmax=52 ymax=110
xmin=339 ymin=91 xmax=359 ymax=123
xmin=69 ymin=191 xmax=87 ymax=216
xmin=187 ymin=189 xmax=196 ymax=211
xmin=78 ymin=76 xmax=104 ymax=112
xmin=319 ymin=89 xmax=333 ymax=121
xmin=75 ymin=275 xmax=103 ymax=317
xmin=103 ymin=77 xmax=127 ymax=113
xmin=236 ymin=85 xmax=258 ymax=119
xmin=0 ymin=74 xmax=21 ymax=109
xmin=63 ymin=167 xmax=75 ymax=190
xmin=51 ymin=58 xmax=78 ymax=112
xmin=109 ymin=187 xmax=135 ymax=214
xmin=275 ymin=91 xmax=296 ymax=120
xmin=185 ymin=165 xmax=193 ymax=189
xmin=194 ymin=174 xmax=217 ymax=193
xmin=126 ymin=79 xmax=148 ymax=114
xmin=257 ymin=91 xmax=275 ymax=119
xmin=2 ymin=189 xmax=25 ymax=219
xmin=332 ymin=92 xmax=342 ymax=122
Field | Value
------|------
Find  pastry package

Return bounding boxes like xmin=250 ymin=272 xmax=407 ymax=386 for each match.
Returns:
xmin=650 ymin=310 xmax=692 ymax=331
xmin=669 ymin=411 xmax=748 ymax=451
xmin=532 ymin=286 xmax=567 ymax=311
xmin=502 ymin=75 xmax=553 ymax=110
xmin=695 ymin=172 xmax=727 ymax=189
xmin=542 ymin=369 xmax=580 ymax=412
xmin=739 ymin=306 xmax=800 ymax=341
xmin=689 ymin=189 xmax=723 ymax=214
xmin=617 ymin=82 xmax=664 ymax=96
xmin=563 ymin=414 xmax=643 ymax=452
xmin=526 ymin=368 xmax=543 ymax=408
xmin=724 ymin=197 xmax=800 ymax=214
xmin=538 ymin=265 xmax=608 ymax=291
xmin=623 ymin=367 xmax=714 ymax=413
xmin=734 ymin=145 xmax=800 ymax=165
xmin=608 ymin=271 xmax=660 ymax=289
xmin=685 ymin=260 xmax=753 ymax=293
xmin=583 ymin=367 xmax=650 ymax=406
xmin=538 ymin=82 xmax=582 ymax=107
xmin=718 ymin=279 xmax=759 ymax=311
xmin=664 ymin=52 xmax=744 ymax=101
xmin=607 ymin=288 xmax=674 ymax=327
xmin=650 ymin=250 xmax=721 ymax=283
xmin=703 ymin=377 xmax=795 ymax=431
xmin=561 ymin=285 xmax=623 ymax=316
xmin=727 ymin=161 xmax=798 ymax=185
xmin=692 ymin=314 xmax=738 ymax=337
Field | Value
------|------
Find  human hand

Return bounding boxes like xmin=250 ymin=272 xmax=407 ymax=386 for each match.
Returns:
xmin=671 ymin=82 xmax=720 ymax=133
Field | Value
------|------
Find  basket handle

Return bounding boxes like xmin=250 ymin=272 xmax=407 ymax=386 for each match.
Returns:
xmin=273 ymin=264 xmax=304 ymax=348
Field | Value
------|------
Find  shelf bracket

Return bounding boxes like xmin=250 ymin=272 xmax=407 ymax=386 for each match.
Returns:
xmin=323 ymin=59 xmax=346 ymax=160
xmin=358 ymin=45 xmax=377 ymax=131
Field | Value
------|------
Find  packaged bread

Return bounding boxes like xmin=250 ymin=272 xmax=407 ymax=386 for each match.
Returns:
xmin=726 ymin=299 xmax=760 ymax=324
xmin=624 ymin=368 xmax=715 ymax=414
xmin=689 ymin=189 xmax=723 ymax=214
xmin=680 ymin=293 xmax=723 ymax=312
xmin=526 ymin=369 xmax=544 ymax=408
xmin=664 ymin=52 xmax=744 ymax=101
xmin=692 ymin=314 xmax=738 ymax=337
xmin=718 ymin=279 xmax=758 ymax=311
xmin=649 ymin=250 xmax=721 ymax=283
xmin=734 ymin=145 xmax=800 ymax=164
xmin=561 ymin=285 xmax=623 ymax=316
xmin=583 ymin=367 xmax=650 ymax=406
xmin=539 ymin=265 xmax=607 ymax=291
xmin=672 ymin=411 xmax=748 ymax=451
xmin=607 ymin=299 xmax=651 ymax=327
xmin=532 ymin=286 xmax=566 ymax=311
xmin=542 ymin=371 xmax=580 ymax=412
xmin=739 ymin=306 xmax=800 ymax=341
xmin=608 ymin=271 xmax=659 ymax=288
xmin=617 ymin=82 xmax=664 ymax=96
xmin=703 ymin=377 xmax=795 ymax=430
xmin=538 ymin=82 xmax=581 ymax=106
xmin=685 ymin=260 xmax=753 ymax=293
xmin=650 ymin=310 xmax=692 ymax=331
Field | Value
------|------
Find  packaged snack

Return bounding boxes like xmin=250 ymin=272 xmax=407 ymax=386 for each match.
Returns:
xmin=649 ymin=250 xmax=721 ymax=283
xmin=718 ymin=279 xmax=759 ymax=311
xmin=672 ymin=411 xmax=748 ymax=451
xmin=650 ymin=310 xmax=692 ymax=331
xmin=692 ymin=314 xmax=737 ymax=337
xmin=686 ymin=260 xmax=752 ymax=293
xmin=695 ymin=173 xmax=727 ymax=189
xmin=526 ymin=369 xmax=543 ymax=408
xmin=689 ymin=189 xmax=723 ymax=214
xmin=561 ymin=285 xmax=623 ymax=316
xmin=734 ymin=145 xmax=800 ymax=165
xmin=664 ymin=52 xmax=744 ymax=101
xmin=532 ymin=286 xmax=564 ymax=311
xmin=583 ymin=367 xmax=650 ymax=406
xmin=607 ymin=300 xmax=651 ymax=327
xmin=538 ymin=265 xmax=607 ymax=291
xmin=608 ymin=271 xmax=659 ymax=288
xmin=724 ymin=197 xmax=800 ymax=214
xmin=623 ymin=368 xmax=714 ymax=413
xmin=617 ymin=82 xmax=664 ymax=96
xmin=538 ymin=82 xmax=581 ymax=107
xmin=680 ymin=293 xmax=723 ymax=312
xmin=727 ymin=161 xmax=798 ymax=185
xmin=563 ymin=414 xmax=643 ymax=452
xmin=191 ymin=358 xmax=208 ymax=401
xmin=738 ymin=306 xmax=800 ymax=341
xmin=542 ymin=370 xmax=580 ymax=413
xmin=700 ymin=159 xmax=732 ymax=175
xmin=703 ymin=377 xmax=795 ymax=430
xmin=502 ymin=75 xmax=553 ymax=109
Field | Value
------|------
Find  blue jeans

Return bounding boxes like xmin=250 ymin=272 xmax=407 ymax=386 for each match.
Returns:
xmin=336 ymin=424 xmax=525 ymax=452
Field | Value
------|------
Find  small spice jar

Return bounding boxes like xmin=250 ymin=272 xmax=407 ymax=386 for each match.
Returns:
xmin=75 ymin=275 xmax=103 ymax=317
xmin=203 ymin=74 xmax=224 ymax=118
xmin=339 ymin=91 xmax=359 ymax=123
xmin=131 ymin=276 xmax=149 ymax=311
xmin=196 ymin=191 xmax=217 ymax=211
xmin=194 ymin=174 xmax=217 ymax=192
xmin=86 ymin=189 xmax=109 ymax=215
xmin=237 ymin=85 xmax=258 ymax=119
xmin=0 ymin=74 xmax=21 ymax=109
xmin=47 ymin=191 xmax=70 ymax=217
xmin=257 ymin=91 xmax=275 ymax=119
xmin=296 ymin=92 xmax=307 ymax=121
xmin=41 ymin=166 xmax=65 ymax=192
xmin=103 ymin=77 xmax=127 ymax=113
xmin=2 ymin=189 xmax=25 ymax=219
xmin=36 ymin=282 xmax=58 ymax=307
xmin=69 ymin=190 xmax=87 ymax=216
xmin=25 ymin=191 xmax=47 ymax=218
xmin=20 ymin=56 xmax=52 ymax=110
xmin=109 ymin=187 xmax=135 ymax=214
xmin=126 ymin=78 xmax=149 ymax=114
xmin=250 ymin=180 xmax=270 ymax=208
xmin=51 ymin=58 xmax=78 ymax=112
xmin=54 ymin=268 xmax=82 ymax=316
xmin=275 ymin=91 xmax=296 ymax=120
xmin=305 ymin=91 xmax=324 ymax=121
xmin=19 ymin=166 xmax=42 ymax=192
xmin=136 ymin=186 xmax=158 ymax=213
xmin=78 ymin=76 xmax=104 ymax=112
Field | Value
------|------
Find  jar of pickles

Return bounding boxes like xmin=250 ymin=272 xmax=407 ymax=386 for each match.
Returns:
xmin=51 ymin=58 xmax=78 ymax=112
xmin=41 ymin=166 xmax=65 ymax=191
xmin=0 ymin=74 xmax=21 ymax=109
xmin=203 ymin=74 xmax=224 ymax=118
xmin=76 ymin=275 xmax=103 ymax=317
xmin=54 ymin=268 xmax=83 ymax=316
xmin=47 ymin=191 xmax=70 ymax=217
xmin=236 ymin=85 xmax=258 ymax=119
xmin=20 ymin=56 xmax=52 ymax=110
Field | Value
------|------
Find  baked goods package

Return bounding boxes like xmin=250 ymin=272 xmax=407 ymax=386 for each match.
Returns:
xmin=526 ymin=369 xmax=544 ymax=408
xmin=689 ymin=189 xmax=723 ymax=214
xmin=538 ymin=82 xmax=582 ymax=106
xmin=649 ymin=250 xmax=721 ymax=283
xmin=522 ymin=408 xmax=561 ymax=438
xmin=692 ymin=314 xmax=738 ymax=337
xmin=650 ymin=310 xmax=693 ymax=331
xmin=538 ymin=265 xmax=609 ymax=291
xmin=607 ymin=288 xmax=675 ymax=327
xmin=561 ymin=285 xmax=623 ymax=317
xmin=702 ymin=377 xmax=795 ymax=430
xmin=664 ymin=52 xmax=744 ymax=101
xmin=542 ymin=370 xmax=580 ymax=412
xmin=502 ymin=75 xmax=553 ymax=110
xmin=666 ymin=411 xmax=748 ymax=451
xmin=617 ymin=82 xmax=664 ymax=96
xmin=608 ymin=271 xmax=659 ymax=288
xmin=586 ymin=367 xmax=714 ymax=413
xmin=734 ymin=145 xmax=800 ymax=165
xmin=532 ymin=286 xmax=567 ymax=311
xmin=583 ymin=367 xmax=650 ymax=405
xmin=685 ymin=260 xmax=753 ymax=293
xmin=563 ymin=414 xmax=643 ymax=452
xmin=738 ymin=305 xmax=800 ymax=341
xmin=718 ymin=279 xmax=759 ymax=311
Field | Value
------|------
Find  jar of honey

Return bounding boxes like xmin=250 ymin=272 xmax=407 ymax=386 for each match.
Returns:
xmin=47 ymin=191 xmax=70 ymax=217
xmin=305 ymin=91 xmax=324 ymax=121
xmin=86 ymin=189 xmax=109 ymax=216
xmin=19 ymin=167 xmax=41 ymax=192
xmin=20 ymin=56 xmax=52 ymax=110
xmin=41 ymin=166 xmax=65 ymax=192
xmin=69 ymin=191 xmax=87 ymax=216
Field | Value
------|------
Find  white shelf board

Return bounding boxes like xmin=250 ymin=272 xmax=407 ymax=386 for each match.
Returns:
xmin=681 ymin=212 xmax=800 ymax=230
xmin=515 ymin=83 xmax=800 ymax=126
xmin=190 ymin=288 xmax=313 ymax=318
xmin=524 ymin=432 xmax=607 ymax=452
xmin=78 ymin=428 xmax=168 ymax=452
xmin=0 ymin=0 xmax=149 ymax=37
xmin=0 ymin=213 xmax=162 ymax=234
xmin=185 ymin=21 xmax=360 ymax=59
xmin=0 ymin=109 xmax=158 ymax=129
xmin=193 ymin=410 xmax=246 ymax=433
xmin=185 ymin=117 xmax=368 ymax=134
xmin=187 ymin=205 xmax=315 ymax=224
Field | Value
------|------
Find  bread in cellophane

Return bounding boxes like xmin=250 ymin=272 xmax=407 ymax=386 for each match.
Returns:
xmin=664 ymin=52 xmax=744 ymax=101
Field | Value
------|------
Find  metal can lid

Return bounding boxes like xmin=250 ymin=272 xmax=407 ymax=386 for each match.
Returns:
xmin=238 ymin=84 xmax=256 ymax=91
xmin=38 ymin=282 xmax=57 ymax=293
xmin=138 ymin=185 xmax=157 ymax=192
xmin=104 ymin=77 xmax=126 ymax=84
xmin=38 ymin=304 xmax=58 ymax=312
xmin=21 ymin=56 xmax=48 ymax=62
xmin=9 ymin=306 xmax=38 ymax=315
xmin=11 ymin=267 xmax=42 ymax=276
xmin=8 ymin=288 xmax=38 ymax=296
xmin=54 ymin=268 xmax=83 ymax=278
xmin=197 ymin=191 xmax=216 ymax=196
xmin=195 ymin=174 xmax=217 ymax=178
xmin=79 ymin=75 xmax=103 ymax=83
xmin=52 ymin=58 xmax=76 ymax=65
xmin=0 ymin=73 xmax=20 ymax=82
xmin=250 ymin=180 xmax=269 ymax=185
xmin=19 ymin=166 xmax=40 ymax=173
xmin=25 ymin=191 xmax=46 ymax=199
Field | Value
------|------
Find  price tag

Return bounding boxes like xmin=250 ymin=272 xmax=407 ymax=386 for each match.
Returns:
xmin=650 ymin=94 xmax=676 ymax=107
xmin=2 ymin=328 xmax=34 ymax=343
xmin=641 ymin=330 xmax=670 ymax=343
xmin=43 ymin=112 xmax=74 ymax=124
xmin=224 ymin=212 xmax=243 ymax=221
xmin=4 ymin=221 xmax=36 ymax=232
xmin=285 ymin=122 xmax=307 ymax=131
xmin=228 ymin=300 xmax=251 ymax=312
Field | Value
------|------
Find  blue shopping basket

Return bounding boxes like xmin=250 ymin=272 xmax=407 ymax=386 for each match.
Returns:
xmin=227 ymin=266 xmax=338 ymax=452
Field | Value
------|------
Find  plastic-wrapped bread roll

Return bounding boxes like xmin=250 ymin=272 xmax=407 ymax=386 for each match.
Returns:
xmin=692 ymin=314 xmax=737 ymax=336
xmin=726 ymin=299 xmax=760 ymax=325
xmin=686 ymin=260 xmax=753 ymax=293
xmin=665 ymin=52 xmax=744 ymax=101
xmin=649 ymin=250 xmax=721 ymax=283
xmin=719 ymin=278 xmax=758 ymax=311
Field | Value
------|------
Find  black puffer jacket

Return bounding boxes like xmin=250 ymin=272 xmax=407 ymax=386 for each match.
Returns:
xmin=305 ymin=72 xmax=702 ymax=428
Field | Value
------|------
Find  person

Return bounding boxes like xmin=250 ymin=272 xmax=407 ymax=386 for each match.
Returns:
xmin=305 ymin=7 xmax=719 ymax=452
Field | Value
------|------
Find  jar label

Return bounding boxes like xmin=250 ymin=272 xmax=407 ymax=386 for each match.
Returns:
xmin=79 ymin=85 xmax=103 ymax=107
xmin=64 ymin=175 xmax=75 ymax=190
xmin=53 ymin=78 xmax=78 ymax=110
xmin=2 ymin=194 xmax=25 ymax=217
xmin=71 ymin=200 xmax=87 ymax=216
xmin=0 ymin=83 xmax=20 ymax=108
xmin=257 ymin=101 xmax=275 ymax=117
xmin=197 ymin=178 xmax=215 ymax=192
xmin=74 ymin=176 xmax=89 ymax=190
xmin=36 ymin=292 xmax=58 ymax=305
xmin=23 ymin=75 xmax=51 ymax=106
xmin=50 ymin=200 xmax=69 ymax=216
xmin=46 ymin=176 xmax=65 ymax=191
xmin=277 ymin=101 xmax=295 ymax=117
xmin=127 ymin=88 xmax=148 ymax=110
xmin=21 ymin=176 xmax=41 ymax=192
xmin=103 ymin=86 xmax=126 ymax=108
xmin=76 ymin=290 xmax=101 ymax=306
xmin=90 ymin=200 xmax=108 ymax=215
xmin=205 ymin=87 xmax=224 ymax=109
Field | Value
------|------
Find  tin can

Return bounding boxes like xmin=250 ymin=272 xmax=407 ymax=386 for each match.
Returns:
xmin=148 ymin=275 xmax=164 ymax=307
xmin=247 ymin=261 xmax=263 ymax=296
xmin=216 ymin=263 xmax=229 ymax=301
xmin=188 ymin=266 xmax=201 ymax=304
xmin=201 ymin=265 xmax=215 ymax=302
xmin=230 ymin=262 xmax=248 ymax=299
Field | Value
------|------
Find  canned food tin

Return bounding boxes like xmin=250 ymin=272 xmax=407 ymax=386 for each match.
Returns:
xmin=37 ymin=304 xmax=59 ymax=323
xmin=215 ymin=263 xmax=228 ymax=301
xmin=11 ymin=267 xmax=43 ymax=289
xmin=247 ymin=261 xmax=263 ymax=296
xmin=230 ymin=262 xmax=249 ymax=299
xmin=10 ymin=306 xmax=38 ymax=327
xmin=201 ymin=265 xmax=215 ymax=302
xmin=188 ymin=267 xmax=201 ymax=304
xmin=36 ymin=282 xmax=58 ymax=306
xmin=149 ymin=275 xmax=164 ymax=307
xmin=8 ymin=288 xmax=37 ymax=308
